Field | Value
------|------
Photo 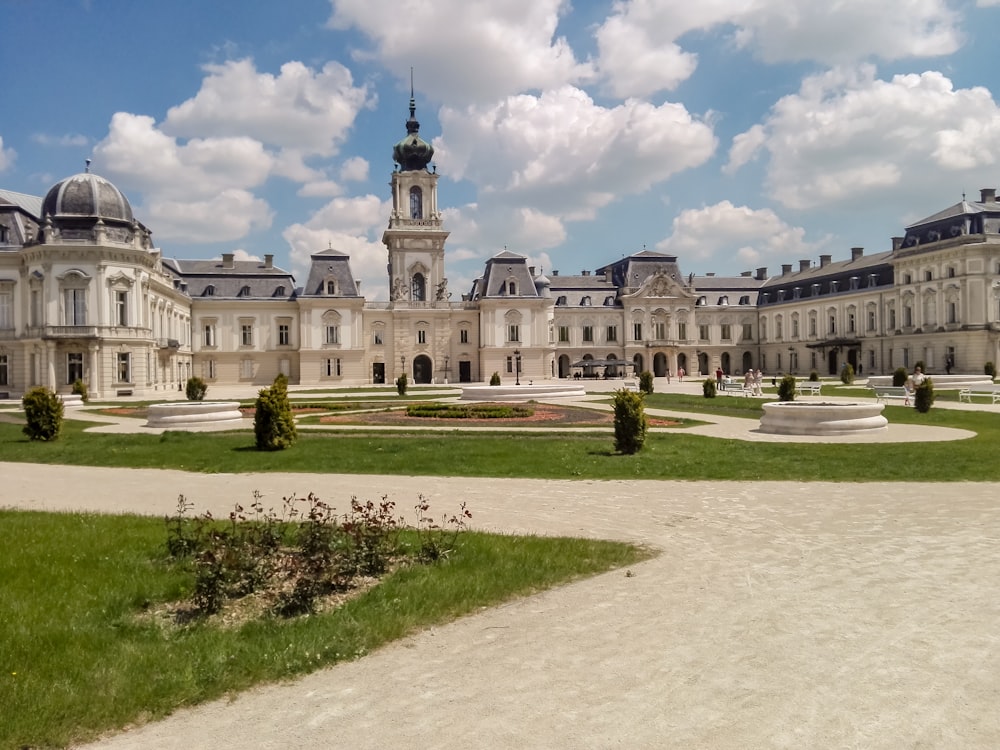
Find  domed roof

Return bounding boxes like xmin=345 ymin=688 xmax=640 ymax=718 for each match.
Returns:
xmin=42 ymin=169 xmax=133 ymax=224
xmin=392 ymin=94 xmax=434 ymax=172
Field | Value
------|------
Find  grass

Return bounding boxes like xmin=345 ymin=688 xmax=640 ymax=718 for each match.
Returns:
xmin=0 ymin=399 xmax=996 ymax=480
xmin=1 ymin=509 xmax=650 ymax=749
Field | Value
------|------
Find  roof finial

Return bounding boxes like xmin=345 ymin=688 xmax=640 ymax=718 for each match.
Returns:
xmin=409 ymin=67 xmax=416 ymax=121
xmin=85 ymin=158 xmax=92 ymax=173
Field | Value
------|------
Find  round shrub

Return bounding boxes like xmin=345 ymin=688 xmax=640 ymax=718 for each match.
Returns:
xmin=840 ymin=363 xmax=855 ymax=385
xmin=778 ymin=374 xmax=797 ymax=402
xmin=22 ymin=387 xmax=64 ymax=441
xmin=489 ymin=371 xmax=501 ymax=386
xmin=185 ymin=376 xmax=208 ymax=401
xmin=702 ymin=378 xmax=717 ymax=398
xmin=808 ymin=370 xmax=820 ymax=382
xmin=892 ymin=367 xmax=909 ymax=387
xmin=71 ymin=378 xmax=89 ymax=403
xmin=639 ymin=371 xmax=654 ymax=394
xmin=613 ymin=387 xmax=648 ymax=455
xmin=914 ymin=378 xmax=935 ymax=413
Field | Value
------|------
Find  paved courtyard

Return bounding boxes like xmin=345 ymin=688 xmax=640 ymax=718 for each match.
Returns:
xmin=4 ymin=462 xmax=999 ymax=749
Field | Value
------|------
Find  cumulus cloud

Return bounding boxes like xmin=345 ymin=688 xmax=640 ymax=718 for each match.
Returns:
xmin=725 ymin=65 xmax=1000 ymax=211
xmin=437 ymin=86 xmax=716 ymax=227
xmin=339 ymin=156 xmax=369 ymax=182
xmin=163 ymin=59 xmax=372 ymax=156
xmin=328 ymin=0 xmax=591 ymax=104
xmin=0 ymin=136 xmax=14 ymax=172
xmin=144 ymin=190 xmax=273 ymax=244
xmin=656 ymin=201 xmax=823 ymax=270
xmin=594 ymin=0 xmax=962 ymax=98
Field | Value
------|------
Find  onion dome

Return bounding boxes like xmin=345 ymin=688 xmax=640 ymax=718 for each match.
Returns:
xmin=392 ymin=89 xmax=434 ymax=172
xmin=41 ymin=167 xmax=134 ymax=224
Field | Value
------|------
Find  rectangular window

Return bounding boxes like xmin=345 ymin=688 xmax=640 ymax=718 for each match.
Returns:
xmin=418 ymin=329 xmax=427 ymax=345
xmin=558 ymin=326 xmax=570 ymax=343
xmin=116 ymin=352 xmax=131 ymax=383
xmin=373 ymin=330 xmax=383 ymax=345
xmin=31 ymin=289 xmax=42 ymax=327
xmin=241 ymin=359 xmax=254 ymax=379
xmin=653 ymin=322 xmax=665 ymax=340
xmin=0 ymin=354 xmax=7 ymax=386
xmin=508 ymin=324 xmax=520 ymax=342
xmin=278 ymin=324 xmax=290 ymax=346
xmin=828 ymin=315 xmax=836 ymax=335
xmin=742 ymin=323 xmax=752 ymax=341
xmin=809 ymin=318 xmax=817 ymax=336
xmin=241 ymin=324 xmax=254 ymax=347
xmin=582 ymin=325 xmax=593 ymax=343
xmin=506 ymin=356 xmax=513 ymax=374
xmin=948 ymin=302 xmax=957 ymax=324
xmin=67 ymin=352 xmax=83 ymax=384
xmin=720 ymin=324 xmax=731 ymax=341
xmin=0 ymin=292 xmax=11 ymax=329
xmin=115 ymin=290 xmax=128 ymax=326
xmin=324 ymin=358 xmax=341 ymax=377
xmin=606 ymin=325 xmax=617 ymax=342
xmin=677 ymin=323 xmax=686 ymax=341
xmin=903 ymin=306 xmax=912 ymax=327
xmin=325 ymin=325 xmax=339 ymax=345
xmin=65 ymin=289 xmax=86 ymax=325
xmin=699 ymin=324 xmax=709 ymax=342
xmin=791 ymin=319 xmax=799 ymax=338
xmin=889 ymin=308 xmax=897 ymax=329
xmin=848 ymin=313 xmax=856 ymax=333
xmin=203 ymin=359 xmax=217 ymax=380
xmin=459 ymin=329 xmax=469 ymax=344
xmin=204 ymin=324 xmax=216 ymax=348
xmin=867 ymin=310 xmax=876 ymax=331
xmin=633 ymin=323 xmax=642 ymax=341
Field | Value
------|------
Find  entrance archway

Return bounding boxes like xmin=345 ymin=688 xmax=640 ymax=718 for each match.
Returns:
xmin=653 ymin=352 xmax=668 ymax=377
xmin=742 ymin=351 xmax=753 ymax=373
xmin=721 ymin=352 xmax=732 ymax=375
xmin=413 ymin=354 xmax=432 ymax=384
xmin=558 ymin=354 xmax=572 ymax=378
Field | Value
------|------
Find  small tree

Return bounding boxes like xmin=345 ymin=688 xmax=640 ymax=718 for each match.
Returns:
xmin=71 ymin=378 xmax=89 ymax=403
xmin=914 ymin=378 xmax=935 ymax=413
xmin=612 ymin=387 xmax=648 ymax=455
xmin=808 ymin=370 xmax=820 ymax=382
xmin=22 ymin=387 xmax=64 ymax=441
xmin=638 ymin=370 xmax=654 ymax=394
xmin=778 ymin=374 xmax=796 ymax=401
xmin=254 ymin=374 xmax=296 ymax=451
xmin=840 ymin=363 xmax=855 ymax=385
xmin=185 ymin=376 xmax=208 ymax=401
xmin=893 ymin=367 xmax=909 ymax=387
xmin=702 ymin=378 xmax=717 ymax=398
xmin=986 ymin=361 xmax=996 ymax=379
xmin=489 ymin=371 xmax=501 ymax=386
xmin=396 ymin=372 xmax=408 ymax=396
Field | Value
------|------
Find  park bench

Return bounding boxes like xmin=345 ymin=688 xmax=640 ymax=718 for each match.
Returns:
xmin=796 ymin=382 xmax=822 ymax=396
xmin=958 ymin=384 xmax=1000 ymax=404
xmin=870 ymin=385 xmax=910 ymax=405
xmin=719 ymin=380 xmax=752 ymax=396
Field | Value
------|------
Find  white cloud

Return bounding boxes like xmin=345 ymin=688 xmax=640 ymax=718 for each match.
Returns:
xmin=283 ymin=194 xmax=390 ymax=297
xmin=163 ymin=59 xmax=373 ymax=156
xmin=327 ymin=0 xmax=592 ymax=104
xmin=339 ymin=156 xmax=368 ymax=182
xmin=437 ymin=86 xmax=716 ymax=223
xmin=145 ymin=189 xmax=273 ymax=244
xmin=30 ymin=133 xmax=89 ymax=147
xmin=657 ymin=201 xmax=822 ymax=270
xmin=0 ymin=136 xmax=14 ymax=172
xmin=726 ymin=65 xmax=1000 ymax=211
xmin=594 ymin=0 xmax=962 ymax=98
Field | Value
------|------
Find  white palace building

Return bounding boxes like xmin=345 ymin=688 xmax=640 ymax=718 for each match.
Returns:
xmin=4 ymin=96 xmax=1000 ymax=399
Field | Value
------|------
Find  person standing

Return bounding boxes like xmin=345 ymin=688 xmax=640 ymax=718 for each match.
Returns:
xmin=716 ymin=367 xmax=724 ymax=387
xmin=678 ymin=366 xmax=685 ymax=382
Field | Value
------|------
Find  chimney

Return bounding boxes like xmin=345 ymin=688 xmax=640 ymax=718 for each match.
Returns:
xmin=552 ymin=270 xmax=559 ymax=276
xmin=741 ymin=271 xmax=751 ymax=277
xmin=706 ymin=272 xmax=715 ymax=277
xmin=582 ymin=270 xmax=590 ymax=276
xmin=222 ymin=253 xmax=234 ymax=268
xmin=782 ymin=264 xmax=792 ymax=275
xmin=851 ymin=247 xmax=863 ymax=261
xmin=355 ymin=280 xmax=362 ymax=293
xmin=264 ymin=254 xmax=273 ymax=268
xmin=892 ymin=236 xmax=904 ymax=251
xmin=819 ymin=254 xmax=832 ymax=267
xmin=980 ymin=188 xmax=996 ymax=203
xmin=755 ymin=267 xmax=768 ymax=281
xmin=528 ymin=266 xmax=535 ymax=276
xmin=799 ymin=259 xmax=811 ymax=272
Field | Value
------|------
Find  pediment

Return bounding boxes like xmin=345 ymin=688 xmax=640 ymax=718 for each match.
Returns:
xmin=632 ymin=270 xmax=691 ymax=300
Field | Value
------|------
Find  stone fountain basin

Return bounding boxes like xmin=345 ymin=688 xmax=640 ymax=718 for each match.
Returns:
xmin=759 ymin=401 xmax=888 ymax=435
xmin=146 ymin=401 xmax=244 ymax=428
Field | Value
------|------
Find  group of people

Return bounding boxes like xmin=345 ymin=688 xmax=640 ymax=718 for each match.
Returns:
xmin=742 ymin=368 xmax=765 ymax=396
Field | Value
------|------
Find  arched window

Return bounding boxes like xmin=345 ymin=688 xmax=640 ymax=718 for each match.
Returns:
xmin=238 ymin=285 xmax=251 ymax=297
xmin=273 ymin=286 xmax=286 ymax=297
xmin=326 ymin=279 xmax=336 ymax=295
xmin=409 ymin=186 xmax=423 ymax=219
xmin=412 ymin=272 xmax=426 ymax=301
xmin=203 ymin=285 xmax=215 ymax=297
xmin=580 ymin=295 xmax=592 ymax=306
xmin=556 ymin=295 xmax=567 ymax=305
xmin=508 ymin=281 xmax=516 ymax=295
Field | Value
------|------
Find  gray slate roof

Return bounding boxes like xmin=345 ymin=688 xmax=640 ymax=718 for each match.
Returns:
xmin=164 ymin=258 xmax=296 ymax=299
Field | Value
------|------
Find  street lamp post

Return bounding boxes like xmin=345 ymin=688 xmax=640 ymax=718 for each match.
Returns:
xmin=400 ymin=354 xmax=406 ymax=377
xmin=443 ymin=356 xmax=449 ymax=384
xmin=514 ymin=348 xmax=521 ymax=386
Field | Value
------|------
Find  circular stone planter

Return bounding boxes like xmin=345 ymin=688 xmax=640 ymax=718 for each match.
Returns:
xmin=146 ymin=401 xmax=244 ymax=428
xmin=461 ymin=383 xmax=587 ymax=402
xmin=759 ymin=401 xmax=888 ymax=435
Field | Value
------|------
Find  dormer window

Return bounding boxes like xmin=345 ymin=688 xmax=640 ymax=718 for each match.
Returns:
xmin=793 ymin=287 xmax=801 ymax=299
xmin=556 ymin=295 xmax=567 ymax=306
xmin=273 ymin=286 xmax=286 ymax=297
xmin=696 ymin=296 xmax=707 ymax=306
xmin=604 ymin=295 xmax=616 ymax=306
xmin=204 ymin=285 xmax=215 ymax=297
xmin=811 ymin=283 xmax=821 ymax=296
xmin=508 ymin=281 xmax=516 ymax=295
xmin=326 ymin=279 xmax=336 ymax=295
xmin=829 ymin=280 xmax=839 ymax=293
xmin=238 ymin=285 xmax=251 ymax=297
xmin=850 ymin=276 xmax=859 ymax=290
xmin=580 ymin=295 xmax=591 ymax=306
xmin=739 ymin=295 xmax=750 ymax=305
xmin=718 ymin=295 xmax=728 ymax=305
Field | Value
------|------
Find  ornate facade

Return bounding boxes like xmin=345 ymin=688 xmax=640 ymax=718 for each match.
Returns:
xmin=3 ymin=103 xmax=1000 ymax=399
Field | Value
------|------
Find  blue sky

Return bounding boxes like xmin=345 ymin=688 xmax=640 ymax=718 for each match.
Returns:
xmin=3 ymin=0 xmax=1000 ymax=298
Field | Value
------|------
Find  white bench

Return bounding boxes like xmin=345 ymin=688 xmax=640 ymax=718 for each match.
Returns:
xmin=796 ymin=382 xmax=822 ymax=396
xmin=719 ymin=380 xmax=752 ymax=396
xmin=871 ymin=385 xmax=910 ymax=405
xmin=958 ymin=385 xmax=1000 ymax=404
